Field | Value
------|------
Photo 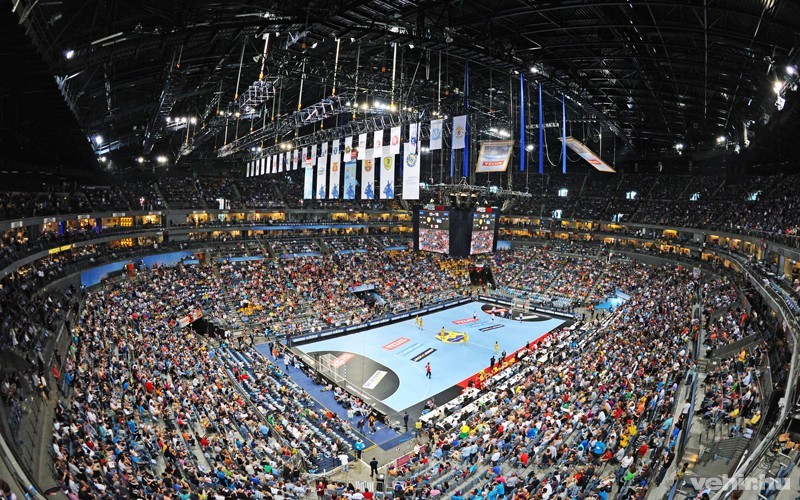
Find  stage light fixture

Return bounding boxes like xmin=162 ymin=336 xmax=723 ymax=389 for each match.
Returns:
xmin=65 ymin=49 xmax=75 ymax=60
xmin=94 ymin=135 xmax=103 ymax=145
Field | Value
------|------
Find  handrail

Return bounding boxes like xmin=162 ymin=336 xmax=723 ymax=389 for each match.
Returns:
xmin=710 ymin=251 xmax=800 ymax=499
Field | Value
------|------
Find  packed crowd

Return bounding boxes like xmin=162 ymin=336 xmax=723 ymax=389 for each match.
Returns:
xmin=407 ymin=263 xmax=702 ymax=499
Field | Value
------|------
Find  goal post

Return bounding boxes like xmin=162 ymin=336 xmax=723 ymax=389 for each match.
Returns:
xmin=317 ymin=353 xmax=348 ymax=386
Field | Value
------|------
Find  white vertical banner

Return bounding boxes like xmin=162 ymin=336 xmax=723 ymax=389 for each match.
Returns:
xmin=279 ymin=152 xmax=285 ymax=173
xmin=409 ymin=123 xmax=419 ymax=154
xmin=246 ymin=161 xmax=251 ymax=177
xmin=373 ymin=130 xmax=384 ymax=157
xmin=402 ymin=143 xmax=420 ymax=200
xmin=292 ymin=150 xmax=299 ymax=170
xmin=329 ymin=152 xmax=341 ymax=199
xmin=303 ymin=163 xmax=314 ymax=199
xmin=311 ymin=144 xmax=318 ymax=161
xmin=272 ymin=154 xmax=278 ymax=174
xmin=452 ymin=115 xmax=467 ymax=150
xmin=321 ymin=141 xmax=329 ymax=157
xmin=266 ymin=156 xmax=271 ymax=175
xmin=430 ymin=119 xmax=443 ymax=150
xmin=390 ymin=126 xmax=401 ymax=155
xmin=361 ymin=148 xmax=375 ymax=199
xmin=302 ymin=146 xmax=308 ymax=164
xmin=380 ymin=147 xmax=395 ymax=199
xmin=256 ymin=158 xmax=261 ymax=176
xmin=344 ymin=136 xmax=354 ymax=160
xmin=357 ymin=133 xmax=367 ymax=159
xmin=331 ymin=139 xmax=339 ymax=158
xmin=316 ymin=156 xmax=327 ymax=199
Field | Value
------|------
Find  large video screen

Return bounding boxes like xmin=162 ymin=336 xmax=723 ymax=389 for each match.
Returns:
xmin=469 ymin=212 xmax=497 ymax=254
xmin=418 ymin=210 xmax=450 ymax=253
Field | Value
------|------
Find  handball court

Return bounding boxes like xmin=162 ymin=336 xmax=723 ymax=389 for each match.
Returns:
xmin=281 ymin=301 xmax=568 ymax=419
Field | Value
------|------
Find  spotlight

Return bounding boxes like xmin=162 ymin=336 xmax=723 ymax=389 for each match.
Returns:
xmin=408 ymin=43 xmax=414 ymax=49
xmin=788 ymin=66 xmax=797 ymax=76
xmin=94 ymin=135 xmax=103 ymax=145
xmin=774 ymin=81 xmax=783 ymax=94
xmin=674 ymin=143 xmax=684 ymax=151
xmin=525 ymin=144 xmax=534 ymax=152
xmin=136 ymin=156 xmax=145 ymax=164
xmin=190 ymin=117 xmax=197 ymax=125
xmin=311 ymin=42 xmax=318 ymax=49
xmin=156 ymin=155 xmax=168 ymax=164
xmin=716 ymin=135 xmax=726 ymax=144
xmin=98 ymin=156 xmax=107 ymax=162
xmin=65 ymin=49 xmax=75 ymax=60
xmin=530 ymin=66 xmax=539 ymax=74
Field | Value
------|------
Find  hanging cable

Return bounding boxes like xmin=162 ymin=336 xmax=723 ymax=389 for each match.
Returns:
xmin=353 ymin=43 xmax=360 ymax=119
xmin=390 ymin=42 xmax=398 ymax=108
xmin=259 ymin=34 xmax=270 ymax=80
xmin=332 ymin=38 xmax=341 ymax=95
xmin=297 ymin=59 xmax=306 ymax=111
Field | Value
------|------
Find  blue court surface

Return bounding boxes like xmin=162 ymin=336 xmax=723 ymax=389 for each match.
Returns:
xmin=292 ymin=301 xmax=567 ymax=414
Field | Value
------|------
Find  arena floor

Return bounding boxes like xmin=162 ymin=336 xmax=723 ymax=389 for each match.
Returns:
xmin=287 ymin=301 xmax=568 ymax=415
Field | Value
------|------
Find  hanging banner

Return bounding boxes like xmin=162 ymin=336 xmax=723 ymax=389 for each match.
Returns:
xmin=430 ymin=119 xmax=443 ymax=150
xmin=402 ymin=143 xmax=420 ymax=200
xmin=409 ymin=123 xmax=419 ymax=153
xmin=280 ymin=152 xmax=286 ymax=173
xmin=322 ymin=141 xmax=329 ymax=157
xmin=343 ymin=161 xmax=357 ymax=200
xmin=246 ymin=161 xmax=251 ymax=177
xmin=361 ymin=148 xmax=375 ymax=199
xmin=311 ymin=144 xmax=318 ymax=161
xmin=292 ymin=150 xmax=299 ymax=170
xmin=373 ymin=130 xmax=383 ymax=156
xmin=560 ymin=137 xmax=617 ymax=173
xmin=453 ymin=115 xmax=467 ymax=150
xmin=303 ymin=163 xmax=314 ymax=199
xmin=380 ymin=148 xmax=395 ymax=199
xmin=266 ymin=156 xmax=272 ymax=175
xmin=358 ymin=133 xmax=367 ymax=160
xmin=316 ymin=156 xmax=327 ymax=199
xmin=390 ymin=126 xmax=401 ymax=155
xmin=331 ymin=139 xmax=340 ymax=158
xmin=344 ymin=137 xmax=353 ymax=161
xmin=302 ymin=146 xmax=310 ymax=166
xmin=329 ymin=153 xmax=341 ymax=199
xmin=475 ymin=141 xmax=514 ymax=173
xmin=273 ymin=155 xmax=279 ymax=174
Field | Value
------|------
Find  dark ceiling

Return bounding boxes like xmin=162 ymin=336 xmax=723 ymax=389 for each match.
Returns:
xmin=3 ymin=0 xmax=800 ymax=172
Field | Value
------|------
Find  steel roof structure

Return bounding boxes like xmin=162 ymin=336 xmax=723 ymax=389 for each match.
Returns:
xmin=3 ymin=0 xmax=799 ymax=171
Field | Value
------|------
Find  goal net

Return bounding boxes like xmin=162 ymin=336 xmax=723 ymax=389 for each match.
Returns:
xmin=317 ymin=353 xmax=348 ymax=386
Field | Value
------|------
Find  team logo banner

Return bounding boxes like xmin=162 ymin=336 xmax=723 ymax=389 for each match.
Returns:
xmin=316 ymin=155 xmax=327 ymax=199
xmin=358 ymin=133 xmax=367 ymax=160
xmin=430 ymin=119 xmax=443 ymax=150
xmin=361 ymin=148 xmax=375 ymax=199
xmin=321 ymin=141 xmax=329 ymax=157
xmin=292 ymin=150 xmax=299 ymax=170
xmin=311 ymin=144 xmax=317 ymax=161
xmin=453 ymin=115 xmax=467 ymax=150
xmin=380 ymin=150 xmax=395 ymax=199
xmin=373 ymin=130 xmax=383 ymax=158
xmin=329 ymin=153 xmax=340 ymax=199
xmin=331 ymin=139 xmax=340 ymax=157
xmin=343 ymin=161 xmax=357 ymax=200
xmin=402 ymin=142 xmax=420 ymax=200
xmin=344 ymin=136 xmax=354 ymax=161
xmin=409 ymin=123 xmax=419 ymax=154
xmin=279 ymin=153 xmax=286 ymax=173
xmin=302 ymin=146 xmax=310 ymax=166
xmin=266 ymin=156 xmax=272 ymax=174
xmin=273 ymin=155 xmax=278 ymax=174
xmin=303 ymin=162 xmax=314 ymax=199
xmin=390 ymin=126 xmax=401 ymax=155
